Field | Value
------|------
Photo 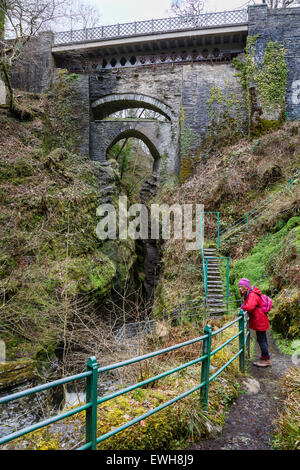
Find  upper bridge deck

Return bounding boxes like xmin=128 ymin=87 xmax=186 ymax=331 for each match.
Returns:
xmin=52 ymin=9 xmax=248 ymax=54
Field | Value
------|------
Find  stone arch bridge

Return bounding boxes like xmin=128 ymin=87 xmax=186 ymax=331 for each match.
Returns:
xmin=90 ymin=92 xmax=177 ymax=174
xmin=10 ymin=5 xmax=300 ymax=180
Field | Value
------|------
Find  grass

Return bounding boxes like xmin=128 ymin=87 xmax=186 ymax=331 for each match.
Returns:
xmin=272 ymin=331 xmax=300 ymax=356
xmin=271 ymin=367 xmax=300 ymax=450
xmin=1 ymin=316 xmax=246 ymax=450
xmin=229 ymin=216 xmax=300 ymax=296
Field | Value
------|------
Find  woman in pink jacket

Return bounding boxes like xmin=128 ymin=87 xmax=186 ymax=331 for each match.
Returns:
xmin=238 ymin=278 xmax=271 ymax=367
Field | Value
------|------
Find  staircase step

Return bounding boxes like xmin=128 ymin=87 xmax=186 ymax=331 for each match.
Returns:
xmin=206 ymin=307 xmax=226 ymax=312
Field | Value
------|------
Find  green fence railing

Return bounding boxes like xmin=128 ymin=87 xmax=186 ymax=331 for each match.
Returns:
xmin=0 ymin=310 xmax=249 ymax=450
xmin=220 ymin=170 xmax=300 ymax=240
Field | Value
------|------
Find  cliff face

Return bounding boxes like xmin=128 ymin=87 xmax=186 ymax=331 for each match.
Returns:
xmin=0 ymin=80 xmax=141 ymax=366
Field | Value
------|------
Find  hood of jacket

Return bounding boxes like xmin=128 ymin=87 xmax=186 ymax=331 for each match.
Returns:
xmin=247 ymin=286 xmax=262 ymax=297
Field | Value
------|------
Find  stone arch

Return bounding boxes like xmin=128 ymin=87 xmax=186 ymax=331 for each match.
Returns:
xmin=91 ymin=119 xmax=178 ymax=175
xmin=106 ymin=128 xmax=161 ymax=173
xmin=91 ymin=93 xmax=173 ymax=121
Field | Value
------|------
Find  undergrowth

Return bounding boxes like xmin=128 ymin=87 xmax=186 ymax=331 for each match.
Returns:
xmin=2 ymin=318 xmax=245 ymax=450
xmin=271 ymin=367 xmax=300 ymax=450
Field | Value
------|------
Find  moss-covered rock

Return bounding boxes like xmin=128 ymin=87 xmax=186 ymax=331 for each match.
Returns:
xmin=49 ymin=252 xmax=117 ymax=297
xmin=0 ymin=359 xmax=36 ymax=391
xmin=271 ymin=289 xmax=300 ymax=339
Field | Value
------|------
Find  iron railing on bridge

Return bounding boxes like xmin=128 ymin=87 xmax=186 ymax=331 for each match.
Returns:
xmin=53 ymin=9 xmax=248 ymax=46
xmin=0 ymin=309 xmax=249 ymax=450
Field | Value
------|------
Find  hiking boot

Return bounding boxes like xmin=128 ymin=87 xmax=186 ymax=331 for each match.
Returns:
xmin=253 ymin=359 xmax=271 ymax=367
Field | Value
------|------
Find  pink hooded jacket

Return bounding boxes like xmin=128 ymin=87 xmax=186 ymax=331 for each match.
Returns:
xmin=241 ymin=286 xmax=270 ymax=331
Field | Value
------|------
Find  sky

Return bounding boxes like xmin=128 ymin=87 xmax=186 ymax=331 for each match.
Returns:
xmin=89 ymin=0 xmax=251 ymax=25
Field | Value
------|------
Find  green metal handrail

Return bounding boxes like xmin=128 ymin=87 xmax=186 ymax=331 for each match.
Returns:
xmin=0 ymin=310 xmax=249 ymax=451
xmin=220 ymin=170 xmax=300 ymax=240
xmin=200 ymin=211 xmax=220 ymax=305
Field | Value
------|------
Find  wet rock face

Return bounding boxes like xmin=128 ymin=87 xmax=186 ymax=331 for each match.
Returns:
xmin=143 ymin=240 xmax=161 ymax=302
xmin=0 ymin=360 xmax=36 ymax=392
xmin=139 ymin=174 xmax=161 ymax=302
xmin=140 ymin=174 xmax=159 ymax=204
xmin=0 ymin=80 xmax=6 ymax=105
xmin=99 ymin=160 xmax=120 ymax=204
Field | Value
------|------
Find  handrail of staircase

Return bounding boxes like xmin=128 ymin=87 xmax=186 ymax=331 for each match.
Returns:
xmin=220 ymin=170 xmax=300 ymax=239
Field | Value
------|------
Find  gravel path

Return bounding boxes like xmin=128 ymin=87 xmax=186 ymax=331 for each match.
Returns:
xmin=190 ymin=331 xmax=292 ymax=450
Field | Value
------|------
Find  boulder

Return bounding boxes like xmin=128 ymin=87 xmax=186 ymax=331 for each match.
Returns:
xmin=0 ymin=360 xmax=36 ymax=392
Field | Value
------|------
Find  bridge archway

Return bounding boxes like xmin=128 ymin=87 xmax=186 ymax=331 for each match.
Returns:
xmin=90 ymin=119 xmax=177 ymax=175
xmin=106 ymin=128 xmax=161 ymax=173
xmin=91 ymin=93 xmax=173 ymax=121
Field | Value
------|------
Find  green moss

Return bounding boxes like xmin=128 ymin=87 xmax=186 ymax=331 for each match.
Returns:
xmin=49 ymin=253 xmax=117 ymax=297
xmin=0 ymin=9 xmax=5 ymax=39
xmin=230 ymin=216 xmax=300 ymax=295
xmin=256 ymin=42 xmax=288 ymax=115
xmin=0 ymin=158 xmax=34 ymax=183
xmin=203 ymin=82 xmax=248 ymax=155
xmin=233 ymin=37 xmax=288 ymax=137
xmin=271 ymin=289 xmax=300 ymax=339
xmin=0 ymin=359 xmax=36 ymax=391
xmin=42 ymin=70 xmax=87 ymax=154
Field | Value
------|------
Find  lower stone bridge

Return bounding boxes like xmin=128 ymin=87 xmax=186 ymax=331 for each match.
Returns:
xmin=90 ymin=119 xmax=177 ymax=174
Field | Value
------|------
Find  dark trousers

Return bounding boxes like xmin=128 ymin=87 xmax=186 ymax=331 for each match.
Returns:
xmin=256 ymin=331 xmax=270 ymax=359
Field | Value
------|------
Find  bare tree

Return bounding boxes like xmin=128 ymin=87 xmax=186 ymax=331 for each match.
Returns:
xmin=171 ymin=0 xmax=205 ymax=16
xmin=0 ymin=0 xmax=67 ymax=114
xmin=0 ymin=0 xmax=101 ymax=116
xmin=170 ymin=0 xmax=205 ymax=27
xmin=55 ymin=0 xmax=101 ymax=32
xmin=246 ymin=0 xmax=298 ymax=8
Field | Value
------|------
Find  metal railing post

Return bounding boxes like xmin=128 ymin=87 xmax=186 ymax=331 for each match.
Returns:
xmin=239 ymin=312 xmax=246 ymax=373
xmin=246 ymin=315 xmax=250 ymax=358
xmin=217 ymin=212 xmax=220 ymax=250
xmin=85 ymin=356 xmax=98 ymax=450
xmin=226 ymin=258 xmax=230 ymax=312
xmin=205 ymin=258 xmax=208 ymax=303
xmin=200 ymin=325 xmax=212 ymax=410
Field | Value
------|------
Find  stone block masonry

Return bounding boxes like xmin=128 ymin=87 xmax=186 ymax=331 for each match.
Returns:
xmin=90 ymin=63 xmax=246 ymax=174
xmin=10 ymin=32 xmax=55 ymax=94
xmin=248 ymin=4 xmax=300 ymax=120
xmin=182 ymin=63 xmax=246 ymax=145
xmin=89 ymin=65 xmax=183 ymax=175
xmin=8 ymin=5 xmax=300 ymax=173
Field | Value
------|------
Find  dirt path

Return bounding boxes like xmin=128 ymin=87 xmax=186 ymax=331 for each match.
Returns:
xmin=191 ymin=331 xmax=292 ymax=450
